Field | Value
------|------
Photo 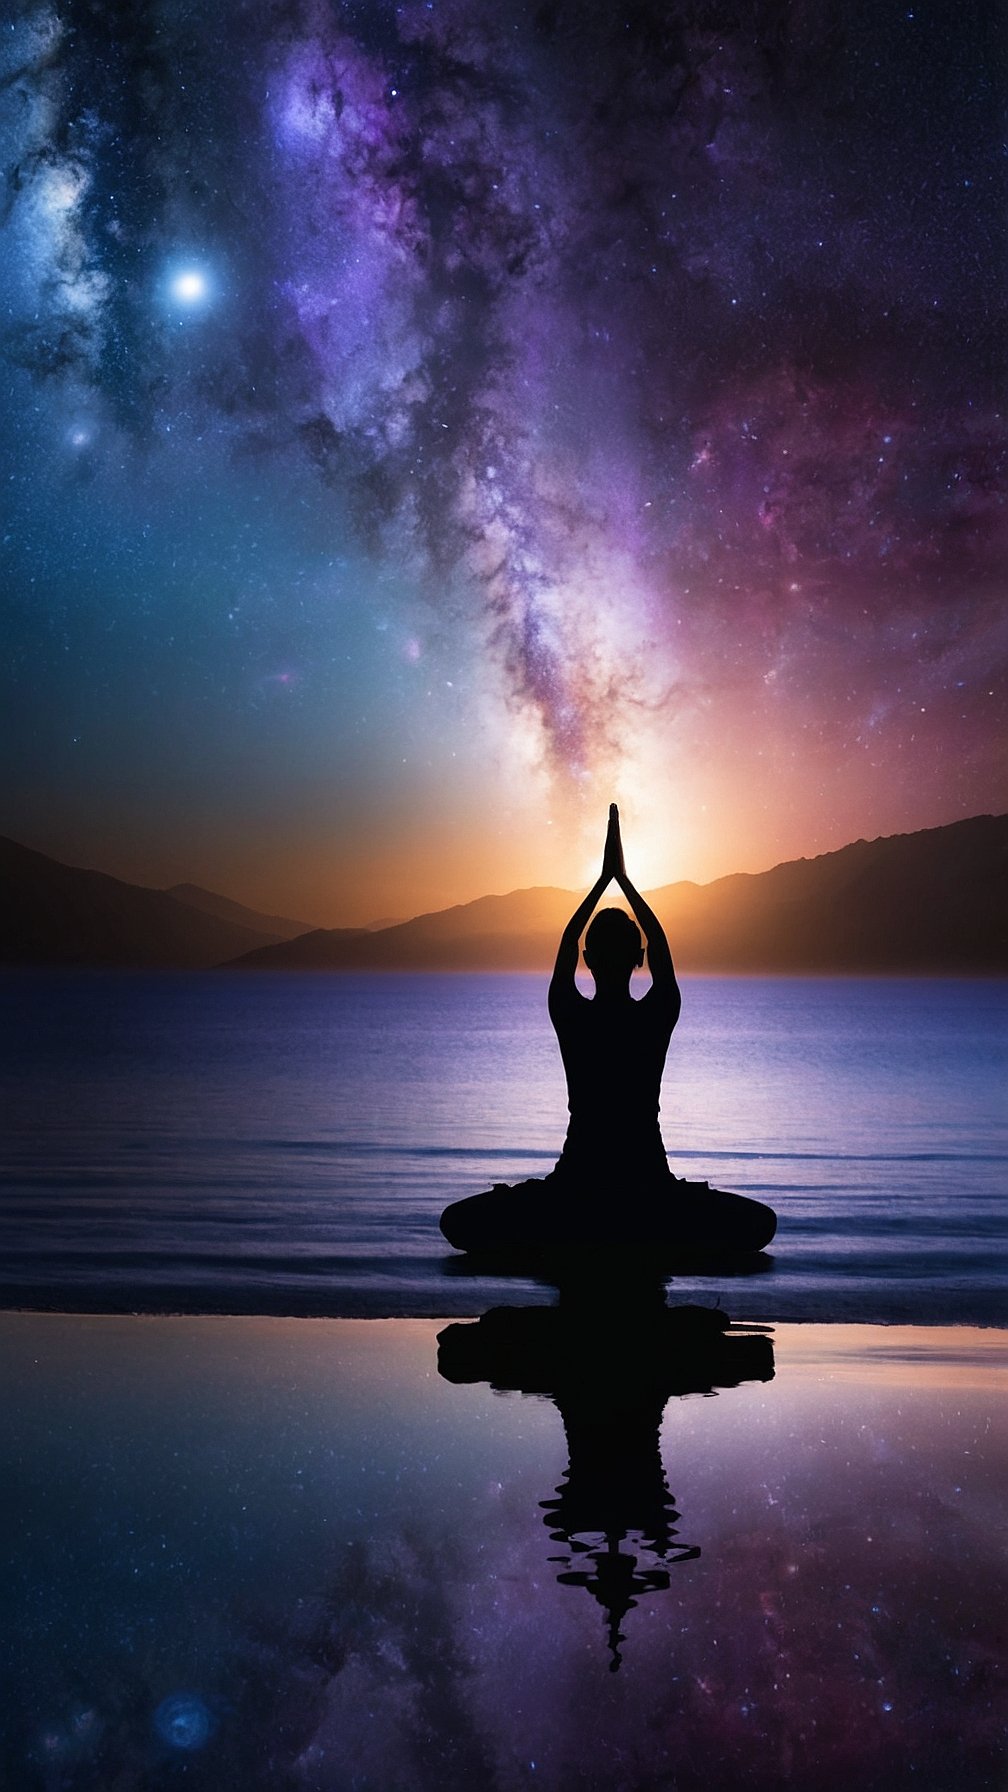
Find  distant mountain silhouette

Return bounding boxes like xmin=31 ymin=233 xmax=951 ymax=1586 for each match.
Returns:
xmin=228 ymin=886 xmax=574 ymax=972
xmin=165 ymin=882 xmax=317 ymax=941
xmin=0 ymin=837 xmax=317 ymax=968
xmin=3 ymin=816 xmax=1004 ymax=971
xmin=227 ymin=814 xmax=1007 ymax=974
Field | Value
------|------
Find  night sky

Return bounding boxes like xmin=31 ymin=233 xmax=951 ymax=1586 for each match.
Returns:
xmin=1 ymin=0 xmax=1004 ymax=923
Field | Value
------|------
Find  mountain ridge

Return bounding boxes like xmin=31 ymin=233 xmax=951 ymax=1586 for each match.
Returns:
xmin=226 ymin=813 xmax=1008 ymax=974
xmin=1 ymin=816 xmax=1003 ymax=972
xmin=0 ymin=837 xmax=310 ymax=968
xmin=165 ymin=882 xmax=318 ymax=941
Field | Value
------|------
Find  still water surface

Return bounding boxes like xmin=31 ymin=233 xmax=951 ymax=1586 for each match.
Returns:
xmin=0 ymin=1312 xmax=1003 ymax=1790
xmin=2 ymin=971 xmax=1004 ymax=1320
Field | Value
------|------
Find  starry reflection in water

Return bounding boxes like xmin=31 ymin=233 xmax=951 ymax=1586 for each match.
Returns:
xmin=0 ymin=1313 xmax=1003 ymax=1790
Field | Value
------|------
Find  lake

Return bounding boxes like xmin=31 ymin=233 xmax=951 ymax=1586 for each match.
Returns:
xmin=2 ymin=974 xmax=1005 ymax=1787
xmin=2 ymin=971 xmax=1004 ymax=1321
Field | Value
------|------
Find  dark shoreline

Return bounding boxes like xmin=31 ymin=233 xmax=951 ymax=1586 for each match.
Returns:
xmin=1 ymin=1285 xmax=1004 ymax=1326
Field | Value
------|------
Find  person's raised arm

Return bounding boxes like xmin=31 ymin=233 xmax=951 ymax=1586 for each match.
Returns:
xmin=548 ymin=807 xmax=622 ymax=1007
xmin=610 ymin=808 xmax=680 ymax=1010
xmin=548 ymin=874 xmax=608 ymax=1005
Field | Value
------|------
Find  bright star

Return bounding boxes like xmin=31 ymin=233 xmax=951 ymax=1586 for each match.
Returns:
xmin=171 ymin=269 xmax=208 ymax=304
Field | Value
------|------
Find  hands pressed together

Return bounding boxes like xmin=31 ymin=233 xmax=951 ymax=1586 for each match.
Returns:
xmin=601 ymin=802 xmax=628 ymax=888
xmin=551 ymin=801 xmax=676 ymax=1000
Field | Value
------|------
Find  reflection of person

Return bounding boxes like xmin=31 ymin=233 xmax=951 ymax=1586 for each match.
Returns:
xmin=438 ymin=1302 xmax=775 ymax=1671
xmin=548 ymin=805 xmax=679 ymax=1184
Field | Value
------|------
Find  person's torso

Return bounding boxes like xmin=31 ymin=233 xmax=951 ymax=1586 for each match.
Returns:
xmin=552 ymin=992 xmax=674 ymax=1131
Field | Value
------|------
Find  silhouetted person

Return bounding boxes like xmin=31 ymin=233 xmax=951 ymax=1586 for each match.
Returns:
xmin=439 ymin=805 xmax=777 ymax=1254
xmin=549 ymin=804 xmax=679 ymax=1185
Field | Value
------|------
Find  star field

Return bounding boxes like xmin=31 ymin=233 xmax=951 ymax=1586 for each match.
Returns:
xmin=0 ymin=0 xmax=1004 ymax=918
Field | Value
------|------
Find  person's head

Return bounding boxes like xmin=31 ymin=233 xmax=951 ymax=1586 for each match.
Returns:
xmin=583 ymin=908 xmax=644 ymax=987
